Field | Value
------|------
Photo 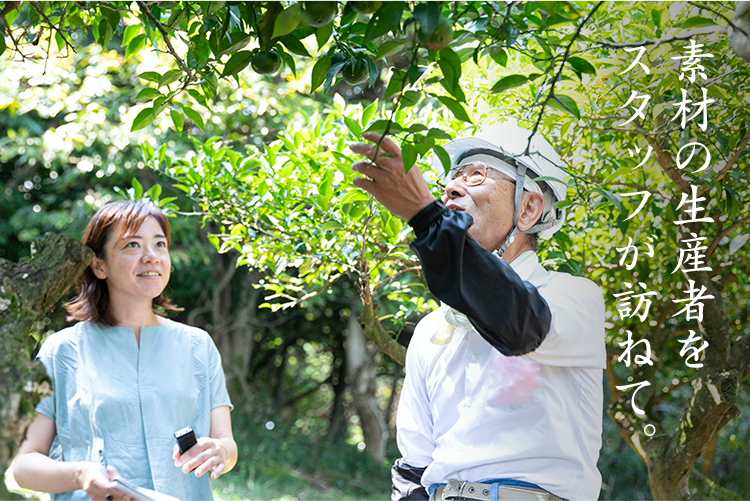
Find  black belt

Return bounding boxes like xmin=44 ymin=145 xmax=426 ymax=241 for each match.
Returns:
xmin=433 ymin=480 xmax=564 ymax=501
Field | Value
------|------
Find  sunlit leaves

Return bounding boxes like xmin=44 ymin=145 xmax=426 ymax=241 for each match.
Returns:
xmin=181 ymin=105 xmax=205 ymax=130
xmin=436 ymin=96 xmax=472 ymax=123
xmin=222 ymin=50 xmax=253 ymax=76
xmin=491 ymin=74 xmax=528 ymax=93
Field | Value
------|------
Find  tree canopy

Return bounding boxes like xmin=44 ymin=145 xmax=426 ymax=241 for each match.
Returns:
xmin=2 ymin=1 xmax=750 ymax=499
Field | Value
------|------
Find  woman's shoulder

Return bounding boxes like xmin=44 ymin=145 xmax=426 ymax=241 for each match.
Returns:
xmin=158 ymin=318 xmax=213 ymax=342
xmin=39 ymin=321 xmax=91 ymax=351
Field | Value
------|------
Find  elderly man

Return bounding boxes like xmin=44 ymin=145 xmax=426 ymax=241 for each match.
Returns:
xmin=350 ymin=122 xmax=606 ymax=501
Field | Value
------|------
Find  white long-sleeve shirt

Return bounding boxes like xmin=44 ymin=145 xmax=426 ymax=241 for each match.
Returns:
xmin=396 ymin=251 xmax=606 ymax=501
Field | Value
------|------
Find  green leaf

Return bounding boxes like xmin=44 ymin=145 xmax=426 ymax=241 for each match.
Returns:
xmin=679 ymin=16 xmax=716 ymax=29
xmin=146 ymin=184 xmax=162 ymax=201
xmin=188 ymin=88 xmax=208 ymax=108
xmin=344 ymin=116 xmax=362 ymax=137
xmin=402 ymin=143 xmax=418 ymax=173
xmin=362 ymin=100 xmax=378 ymax=126
xmin=439 ymin=47 xmax=461 ymax=90
xmin=218 ymin=32 xmax=252 ymax=56
xmin=132 ymin=177 xmax=144 ymax=199
xmin=376 ymin=40 xmax=406 ymax=60
xmin=311 ymin=56 xmax=332 ymax=92
xmin=136 ymin=88 xmax=162 ymax=100
xmin=549 ymin=94 xmax=580 ymax=118
xmin=170 ymin=109 xmax=184 ymax=133
xmin=280 ymin=34 xmax=311 ymax=57
xmin=491 ymin=74 xmax=528 ymax=93
xmin=432 ymin=144 xmax=451 ymax=174
xmin=125 ymin=34 xmax=147 ymax=60
xmin=138 ymin=71 xmax=162 ymax=83
xmin=437 ymin=96 xmax=472 ymax=123
xmin=364 ymin=119 xmax=404 ymax=134
xmin=0 ymin=35 xmax=6 ymax=57
xmin=568 ymin=56 xmax=596 ymax=75
xmin=321 ymin=220 xmax=344 ymax=230
xmin=271 ymin=4 xmax=301 ymax=39
xmin=364 ymin=2 xmax=404 ymax=44
xmin=278 ymin=48 xmax=297 ymax=79
xmin=324 ymin=61 xmax=347 ymax=92
xmin=413 ymin=2 xmax=441 ymax=36
xmin=222 ymin=50 xmax=253 ymax=76
xmin=131 ymin=107 xmax=154 ymax=132
xmin=182 ymin=105 xmax=205 ymax=130
xmin=315 ymin=22 xmax=333 ymax=50
xmin=488 ymin=46 xmax=508 ymax=67
xmin=99 ymin=19 xmax=114 ymax=48
xmin=367 ymin=57 xmax=378 ymax=87
xmin=121 ymin=24 xmax=141 ymax=47
xmin=593 ymin=187 xmax=621 ymax=212
xmin=383 ymin=69 xmax=406 ymax=99
xmin=259 ymin=2 xmax=282 ymax=49
xmin=159 ymin=69 xmax=183 ymax=87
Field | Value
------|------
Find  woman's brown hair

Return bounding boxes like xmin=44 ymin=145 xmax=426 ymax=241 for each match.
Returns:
xmin=65 ymin=200 xmax=182 ymax=326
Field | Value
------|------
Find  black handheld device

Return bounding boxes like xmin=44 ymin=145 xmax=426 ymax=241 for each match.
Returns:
xmin=174 ymin=426 xmax=197 ymax=454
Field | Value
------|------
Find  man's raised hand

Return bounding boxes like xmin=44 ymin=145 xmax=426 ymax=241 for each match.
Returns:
xmin=349 ymin=132 xmax=435 ymax=221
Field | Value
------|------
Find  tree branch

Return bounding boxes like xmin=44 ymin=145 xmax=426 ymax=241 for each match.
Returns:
xmin=136 ymin=0 xmax=193 ymax=83
xmin=705 ymin=213 xmax=750 ymax=261
xmin=526 ymin=2 xmax=604 ymax=153
xmin=715 ymin=126 xmax=750 ymax=183
xmin=594 ymin=25 xmax=727 ymax=50
xmin=29 ymin=1 xmax=75 ymax=53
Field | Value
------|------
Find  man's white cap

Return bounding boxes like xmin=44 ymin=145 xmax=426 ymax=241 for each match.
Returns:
xmin=433 ymin=121 xmax=568 ymax=240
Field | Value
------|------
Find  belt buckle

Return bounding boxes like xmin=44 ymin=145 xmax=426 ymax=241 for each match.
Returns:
xmin=441 ymin=481 xmax=491 ymax=501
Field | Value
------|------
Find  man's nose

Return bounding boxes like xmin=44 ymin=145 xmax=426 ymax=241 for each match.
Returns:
xmin=442 ymin=176 xmax=467 ymax=202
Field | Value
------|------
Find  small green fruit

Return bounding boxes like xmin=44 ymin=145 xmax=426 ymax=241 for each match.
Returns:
xmin=342 ymin=58 xmax=369 ymax=85
xmin=418 ymin=16 xmax=454 ymax=52
xmin=303 ymin=2 xmax=338 ymax=28
xmin=251 ymin=50 xmax=282 ymax=75
xmin=349 ymin=1 xmax=382 ymax=14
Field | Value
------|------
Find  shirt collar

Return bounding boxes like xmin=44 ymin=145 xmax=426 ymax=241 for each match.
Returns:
xmin=507 ymin=250 xmax=539 ymax=282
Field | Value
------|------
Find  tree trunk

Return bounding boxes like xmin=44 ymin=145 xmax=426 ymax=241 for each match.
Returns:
xmin=345 ymin=308 xmax=388 ymax=463
xmin=327 ymin=328 xmax=347 ymax=441
xmin=0 ymin=234 xmax=93 ymax=489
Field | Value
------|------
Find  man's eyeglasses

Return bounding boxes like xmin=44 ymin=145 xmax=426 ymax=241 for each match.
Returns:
xmin=448 ymin=162 xmax=516 ymax=187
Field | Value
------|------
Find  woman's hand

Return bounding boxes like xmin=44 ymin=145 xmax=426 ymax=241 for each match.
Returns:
xmin=173 ymin=437 xmax=229 ymax=480
xmin=79 ymin=464 xmax=132 ymax=501
xmin=173 ymin=406 xmax=237 ymax=480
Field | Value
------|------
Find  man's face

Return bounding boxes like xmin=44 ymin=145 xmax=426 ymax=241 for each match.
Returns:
xmin=441 ymin=167 xmax=517 ymax=252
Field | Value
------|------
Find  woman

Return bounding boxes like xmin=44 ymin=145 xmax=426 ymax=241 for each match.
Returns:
xmin=13 ymin=200 xmax=237 ymax=501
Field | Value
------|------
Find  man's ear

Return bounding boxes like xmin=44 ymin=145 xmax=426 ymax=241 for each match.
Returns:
xmin=516 ymin=192 xmax=545 ymax=232
xmin=90 ymin=256 xmax=108 ymax=280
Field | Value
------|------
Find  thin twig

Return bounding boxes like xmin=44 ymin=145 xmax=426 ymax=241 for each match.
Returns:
xmin=687 ymin=1 xmax=748 ymax=37
xmin=373 ymin=266 xmax=422 ymax=291
xmin=136 ymin=0 xmax=193 ymax=82
xmin=716 ymin=127 xmax=750 ymax=182
xmin=705 ymin=214 xmax=750 ymax=261
xmin=525 ymin=2 xmax=604 ymax=154
xmin=29 ymin=1 xmax=76 ymax=52
xmin=594 ymin=25 xmax=727 ymax=50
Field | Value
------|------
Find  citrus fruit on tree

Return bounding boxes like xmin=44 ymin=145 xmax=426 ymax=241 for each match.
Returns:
xmin=303 ymin=2 xmax=338 ymax=28
xmin=349 ymin=1 xmax=382 ymax=14
xmin=342 ymin=58 xmax=369 ymax=85
xmin=251 ymin=49 xmax=282 ymax=75
xmin=418 ymin=16 xmax=454 ymax=52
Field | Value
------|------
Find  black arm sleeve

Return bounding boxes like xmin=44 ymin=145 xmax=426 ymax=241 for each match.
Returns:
xmin=391 ymin=458 xmax=428 ymax=501
xmin=408 ymin=200 xmax=552 ymax=356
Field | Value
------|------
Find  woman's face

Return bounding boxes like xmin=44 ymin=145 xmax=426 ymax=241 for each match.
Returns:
xmin=91 ymin=216 xmax=171 ymax=306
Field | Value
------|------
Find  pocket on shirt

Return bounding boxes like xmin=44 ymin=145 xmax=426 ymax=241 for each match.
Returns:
xmin=485 ymin=352 xmax=543 ymax=410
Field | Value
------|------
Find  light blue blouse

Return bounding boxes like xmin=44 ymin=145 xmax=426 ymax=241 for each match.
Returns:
xmin=35 ymin=319 xmax=233 ymax=500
